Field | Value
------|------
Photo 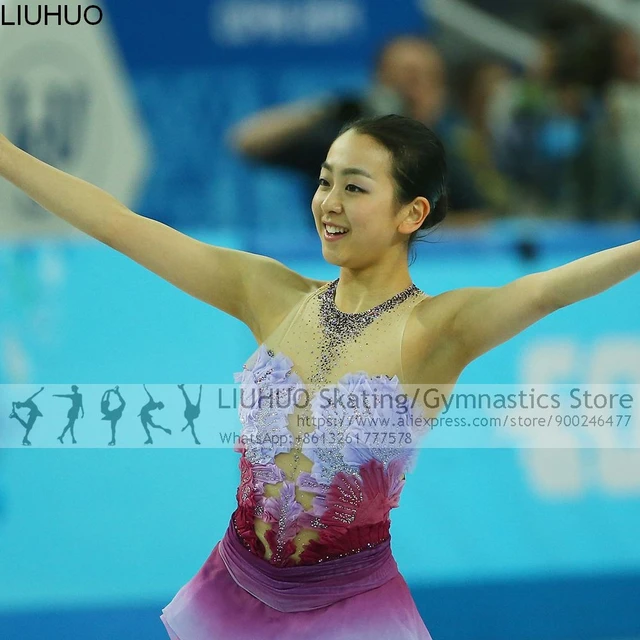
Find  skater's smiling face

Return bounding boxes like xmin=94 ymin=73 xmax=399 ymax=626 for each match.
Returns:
xmin=311 ymin=117 xmax=447 ymax=268
xmin=312 ymin=130 xmax=425 ymax=268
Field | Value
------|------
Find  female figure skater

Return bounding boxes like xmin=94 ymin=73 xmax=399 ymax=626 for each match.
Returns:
xmin=178 ymin=384 xmax=202 ymax=445
xmin=138 ymin=384 xmax=170 ymax=445
xmin=1 ymin=115 xmax=638 ymax=639
xmin=8 ymin=386 xmax=44 ymax=446
xmin=54 ymin=385 xmax=84 ymax=444
xmin=100 ymin=386 xmax=126 ymax=446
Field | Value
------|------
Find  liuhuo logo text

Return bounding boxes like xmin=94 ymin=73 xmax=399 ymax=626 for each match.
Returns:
xmin=1 ymin=4 xmax=103 ymax=26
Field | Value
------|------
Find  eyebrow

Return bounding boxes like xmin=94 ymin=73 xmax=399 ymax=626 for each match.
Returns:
xmin=321 ymin=162 xmax=373 ymax=179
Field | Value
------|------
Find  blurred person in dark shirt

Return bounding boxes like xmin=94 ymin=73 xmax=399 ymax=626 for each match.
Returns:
xmin=489 ymin=7 xmax=612 ymax=218
xmin=597 ymin=28 xmax=640 ymax=219
xmin=228 ymin=35 xmax=487 ymax=227
xmin=450 ymin=59 xmax=514 ymax=215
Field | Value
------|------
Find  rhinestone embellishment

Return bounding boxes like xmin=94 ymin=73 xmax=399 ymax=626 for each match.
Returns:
xmin=310 ymin=279 xmax=420 ymax=383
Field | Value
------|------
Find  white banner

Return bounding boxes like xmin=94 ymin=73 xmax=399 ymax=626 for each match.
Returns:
xmin=0 ymin=1 xmax=149 ymax=237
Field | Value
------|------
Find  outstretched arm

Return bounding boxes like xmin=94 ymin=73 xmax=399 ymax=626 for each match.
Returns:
xmin=228 ymin=99 xmax=329 ymax=159
xmin=449 ymin=240 xmax=640 ymax=364
xmin=27 ymin=387 xmax=44 ymax=401
xmin=0 ymin=135 xmax=324 ymax=340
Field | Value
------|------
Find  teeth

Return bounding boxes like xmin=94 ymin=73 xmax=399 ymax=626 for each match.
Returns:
xmin=325 ymin=225 xmax=348 ymax=234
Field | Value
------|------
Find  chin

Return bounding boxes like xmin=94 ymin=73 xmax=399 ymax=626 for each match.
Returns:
xmin=322 ymin=253 xmax=342 ymax=267
xmin=321 ymin=247 xmax=347 ymax=267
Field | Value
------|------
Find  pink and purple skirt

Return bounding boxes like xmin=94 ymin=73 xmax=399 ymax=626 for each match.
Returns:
xmin=161 ymin=518 xmax=432 ymax=639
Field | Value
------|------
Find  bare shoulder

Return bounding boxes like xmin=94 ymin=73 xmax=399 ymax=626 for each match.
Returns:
xmin=413 ymin=287 xmax=492 ymax=324
xmin=245 ymin=256 xmax=329 ymax=342
xmin=409 ymin=288 xmax=476 ymax=332
xmin=402 ymin=287 xmax=489 ymax=383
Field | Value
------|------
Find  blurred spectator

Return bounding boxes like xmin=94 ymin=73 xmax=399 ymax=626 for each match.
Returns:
xmin=487 ymin=6 xmax=614 ymax=218
xmin=450 ymin=60 xmax=514 ymax=215
xmin=228 ymin=35 xmax=490 ymax=227
xmin=601 ymin=27 xmax=640 ymax=218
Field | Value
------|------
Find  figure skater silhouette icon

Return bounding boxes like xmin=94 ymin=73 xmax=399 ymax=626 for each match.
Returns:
xmin=138 ymin=384 xmax=170 ymax=445
xmin=101 ymin=386 xmax=126 ymax=446
xmin=55 ymin=385 xmax=84 ymax=444
xmin=178 ymin=384 xmax=202 ymax=445
xmin=9 ymin=386 xmax=44 ymax=446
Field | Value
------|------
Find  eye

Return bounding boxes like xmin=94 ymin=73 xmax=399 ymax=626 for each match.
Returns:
xmin=346 ymin=184 xmax=365 ymax=193
xmin=317 ymin=177 xmax=330 ymax=187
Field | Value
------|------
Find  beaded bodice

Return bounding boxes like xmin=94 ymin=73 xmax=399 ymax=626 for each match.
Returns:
xmin=231 ymin=279 xmax=428 ymax=566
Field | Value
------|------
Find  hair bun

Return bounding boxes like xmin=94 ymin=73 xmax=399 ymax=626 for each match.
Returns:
xmin=422 ymin=190 xmax=448 ymax=230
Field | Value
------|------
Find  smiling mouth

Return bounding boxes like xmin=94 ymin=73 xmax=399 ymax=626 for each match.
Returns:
xmin=323 ymin=223 xmax=349 ymax=238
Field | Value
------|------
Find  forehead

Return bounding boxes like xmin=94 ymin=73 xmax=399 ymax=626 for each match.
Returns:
xmin=383 ymin=41 xmax=441 ymax=69
xmin=324 ymin=131 xmax=392 ymax=178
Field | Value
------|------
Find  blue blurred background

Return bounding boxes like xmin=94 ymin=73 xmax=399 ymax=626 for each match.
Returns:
xmin=1 ymin=1 xmax=640 ymax=639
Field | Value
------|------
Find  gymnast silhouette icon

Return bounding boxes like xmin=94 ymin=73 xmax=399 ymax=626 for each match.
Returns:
xmin=101 ymin=386 xmax=126 ymax=446
xmin=178 ymin=384 xmax=202 ymax=445
xmin=9 ymin=386 xmax=44 ymax=446
xmin=138 ymin=384 xmax=171 ymax=445
xmin=55 ymin=385 xmax=84 ymax=444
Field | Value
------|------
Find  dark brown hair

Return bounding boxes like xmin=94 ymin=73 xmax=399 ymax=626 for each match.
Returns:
xmin=339 ymin=114 xmax=448 ymax=262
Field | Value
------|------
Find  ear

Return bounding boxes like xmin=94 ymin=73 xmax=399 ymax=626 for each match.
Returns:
xmin=398 ymin=197 xmax=430 ymax=235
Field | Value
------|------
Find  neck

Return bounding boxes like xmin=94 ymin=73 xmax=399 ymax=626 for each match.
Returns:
xmin=334 ymin=264 xmax=413 ymax=314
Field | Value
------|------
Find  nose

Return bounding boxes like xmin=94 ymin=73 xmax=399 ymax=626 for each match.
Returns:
xmin=320 ymin=187 xmax=344 ymax=215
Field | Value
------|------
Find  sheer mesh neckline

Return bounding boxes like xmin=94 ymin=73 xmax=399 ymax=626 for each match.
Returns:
xmin=327 ymin=279 xmax=420 ymax=318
